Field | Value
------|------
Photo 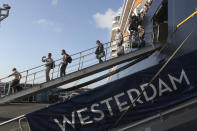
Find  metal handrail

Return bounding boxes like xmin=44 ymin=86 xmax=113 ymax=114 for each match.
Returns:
xmin=11 ymin=47 xmax=110 ymax=82
xmin=7 ymin=40 xmax=129 ymax=86
xmin=0 ymin=36 xmax=128 ymax=82
xmin=0 ymin=34 xmax=139 ymax=96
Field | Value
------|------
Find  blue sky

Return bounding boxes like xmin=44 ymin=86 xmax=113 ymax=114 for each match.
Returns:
xmin=0 ymin=0 xmax=122 ymax=78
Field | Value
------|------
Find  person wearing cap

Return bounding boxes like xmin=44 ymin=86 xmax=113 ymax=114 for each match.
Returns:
xmin=42 ymin=53 xmax=54 ymax=82
xmin=95 ymin=40 xmax=105 ymax=63
xmin=8 ymin=68 xmax=22 ymax=94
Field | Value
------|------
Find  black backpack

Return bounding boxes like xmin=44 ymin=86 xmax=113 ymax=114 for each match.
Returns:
xmin=50 ymin=61 xmax=55 ymax=69
xmin=67 ymin=55 xmax=72 ymax=63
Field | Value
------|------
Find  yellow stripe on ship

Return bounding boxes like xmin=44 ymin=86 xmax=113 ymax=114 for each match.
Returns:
xmin=177 ymin=10 xmax=197 ymax=29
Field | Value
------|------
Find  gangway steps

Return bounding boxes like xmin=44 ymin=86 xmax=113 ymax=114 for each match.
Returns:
xmin=0 ymin=44 xmax=161 ymax=104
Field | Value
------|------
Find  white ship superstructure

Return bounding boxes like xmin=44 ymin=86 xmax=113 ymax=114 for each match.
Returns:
xmin=109 ymin=0 xmax=150 ymax=81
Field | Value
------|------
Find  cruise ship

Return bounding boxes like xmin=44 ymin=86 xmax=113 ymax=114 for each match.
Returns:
xmin=107 ymin=0 xmax=197 ymax=130
xmin=1 ymin=0 xmax=197 ymax=131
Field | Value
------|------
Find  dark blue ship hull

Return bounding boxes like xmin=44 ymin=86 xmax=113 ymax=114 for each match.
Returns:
xmin=25 ymin=0 xmax=197 ymax=130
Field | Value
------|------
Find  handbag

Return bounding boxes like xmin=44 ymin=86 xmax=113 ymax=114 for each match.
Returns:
xmin=98 ymin=51 xmax=105 ymax=58
xmin=117 ymin=46 xmax=124 ymax=56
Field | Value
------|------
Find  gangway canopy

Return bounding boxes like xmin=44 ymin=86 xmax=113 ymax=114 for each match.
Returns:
xmin=0 ymin=44 xmax=161 ymax=104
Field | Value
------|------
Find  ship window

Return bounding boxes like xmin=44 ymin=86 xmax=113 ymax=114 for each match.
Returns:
xmin=153 ymin=0 xmax=168 ymax=43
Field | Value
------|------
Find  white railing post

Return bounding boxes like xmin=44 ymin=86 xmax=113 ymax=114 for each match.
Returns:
xmin=81 ymin=56 xmax=84 ymax=70
xmin=78 ymin=52 xmax=82 ymax=71
xmin=57 ymin=64 xmax=61 ymax=78
xmin=24 ymin=70 xmax=29 ymax=88
xmin=52 ymin=64 xmax=55 ymax=80
xmin=32 ymin=73 xmax=36 ymax=86
xmin=105 ymin=43 xmax=108 ymax=61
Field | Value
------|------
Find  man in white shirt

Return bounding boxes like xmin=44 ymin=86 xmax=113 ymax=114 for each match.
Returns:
xmin=42 ymin=53 xmax=54 ymax=82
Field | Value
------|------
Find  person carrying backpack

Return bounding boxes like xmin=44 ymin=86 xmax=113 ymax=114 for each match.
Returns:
xmin=42 ymin=53 xmax=54 ymax=82
xmin=60 ymin=49 xmax=72 ymax=77
xmin=95 ymin=40 xmax=105 ymax=63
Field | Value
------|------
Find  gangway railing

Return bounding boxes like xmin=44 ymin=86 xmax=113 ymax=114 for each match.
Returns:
xmin=0 ymin=34 xmax=161 ymax=104
xmin=0 ymin=45 xmax=161 ymax=104
xmin=0 ymin=32 xmax=154 ymax=87
xmin=0 ymin=39 xmax=113 ymax=86
xmin=0 ymin=35 xmax=136 ymax=87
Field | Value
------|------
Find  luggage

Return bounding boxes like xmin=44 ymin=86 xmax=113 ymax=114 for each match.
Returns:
xmin=16 ymin=85 xmax=23 ymax=92
xmin=50 ymin=61 xmax=55 ymax=69
xmin=98 ymin=51 xmax=105 ymax=58
xmin=138 ymin=39 xmax=146 ymax=48
xmin=117 ymin=46 xmax=124 ymax=56
xmin=67 ymin=55 xmax=72 ymax=63
xmin=131 ymin=36 xmax=139 ymax=48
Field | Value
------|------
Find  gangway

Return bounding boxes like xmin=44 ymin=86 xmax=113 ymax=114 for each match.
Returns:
xmin=0 ymin=42 xmax=161 ymax=104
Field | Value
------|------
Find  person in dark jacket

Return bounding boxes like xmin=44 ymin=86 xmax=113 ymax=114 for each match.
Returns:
xmin=129 ymin=14 xmax=140 ymax=32
xmin=95 ymin=40 xmax=105 ymax=63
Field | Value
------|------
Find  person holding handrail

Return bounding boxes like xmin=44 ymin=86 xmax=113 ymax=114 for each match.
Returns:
xmin=95 ymin=40 xmax=105 ymax=63
xmin=8 ymin=68 xmax=22 ymax=94
xmin=42 ymin=53 xmax=54 ymax=82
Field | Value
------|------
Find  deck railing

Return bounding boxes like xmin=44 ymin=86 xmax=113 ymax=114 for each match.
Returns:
xmin=0 ymin=35 xmax=135 ymax=96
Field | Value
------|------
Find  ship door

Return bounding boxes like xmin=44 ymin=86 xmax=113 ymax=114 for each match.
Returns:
xmin=153 ymin=0 xmax=168 ymax=43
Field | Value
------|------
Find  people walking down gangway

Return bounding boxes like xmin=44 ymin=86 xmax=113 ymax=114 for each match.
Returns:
xmin=129 ymin=13 xmax=141 ymax=48
xmin=116 ymin=29 xmax=124 ymax=57
xmin=130 ymin=24 xmax=146 ymax=49
xmin=128 ymin=12 xmax=146 ymax=49
xmin=95 ymin=40 xmax=105 ymax=63
xmin=42 ymin=53 xmax=55 ymax=82
xmin=60 ymin=49 xmax=72 ymax=77
xmin=8 ymin=68 xmax=22 ymax=95
xmin=129 ymin=13 xmax=141 ymax=33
